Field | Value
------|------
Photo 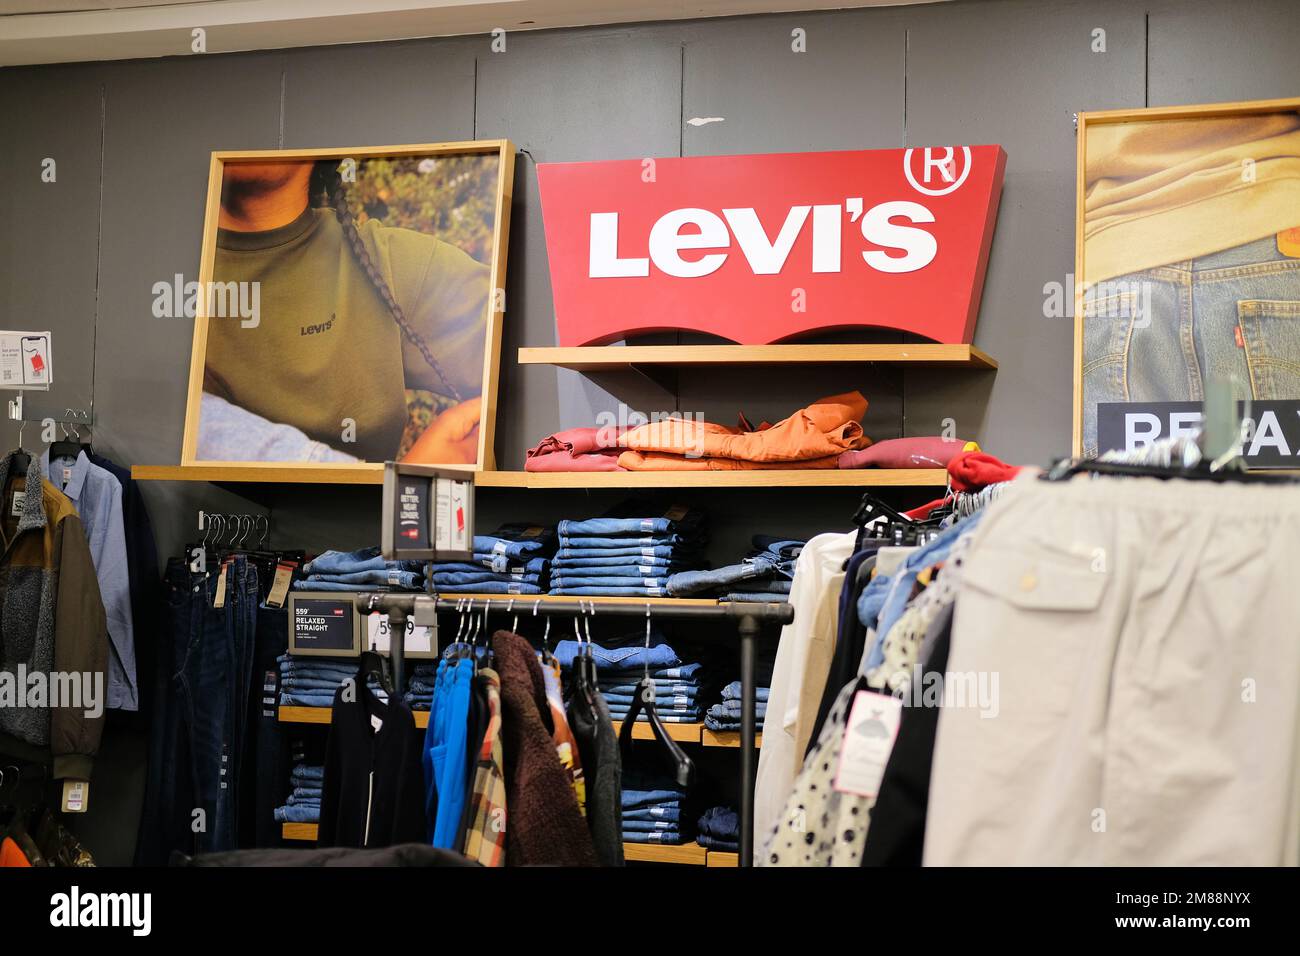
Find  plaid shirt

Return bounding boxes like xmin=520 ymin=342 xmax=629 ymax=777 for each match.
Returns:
xmin=462 ymin=668 xmax=507 ymax=866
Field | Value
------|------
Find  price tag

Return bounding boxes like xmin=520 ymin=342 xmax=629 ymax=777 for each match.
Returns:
xmin=213 ymin=562 xmax=228 ymax=609
xmin=265 ymin=560 xmax=298 ymax=609
xmin=833 ymin=691 xmax=902 ymax=798
xmin=62 ymin=779 xmax=89 ymax=813
xmin=367 ymin=614 xmax=436 ymax=655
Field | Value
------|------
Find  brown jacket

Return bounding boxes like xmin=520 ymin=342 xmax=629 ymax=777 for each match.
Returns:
xmin=491 ymin=630 xmax=597 ymax=866
xmin=0 ymin=453 xmax=108 ymax=779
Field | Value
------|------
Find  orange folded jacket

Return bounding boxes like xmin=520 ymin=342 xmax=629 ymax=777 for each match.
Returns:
xmin=618 ymin=391 xmax=870 ymax=463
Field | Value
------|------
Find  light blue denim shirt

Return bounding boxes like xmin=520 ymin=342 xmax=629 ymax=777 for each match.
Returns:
xmin=42 ymin=449 xmax=137 ymax=711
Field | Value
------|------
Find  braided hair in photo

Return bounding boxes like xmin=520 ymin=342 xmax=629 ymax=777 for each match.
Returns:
xmin=309 ymin=159 xmax=463 ymax=403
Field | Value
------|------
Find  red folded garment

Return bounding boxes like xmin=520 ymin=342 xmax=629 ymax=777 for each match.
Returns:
xmin=947 ymin=451 xmax=1021 ymax=492
xmin=525 ymin=448 xmax=624 ymax=472
xmin=839 ymin=436 xmax=979 ymax=469
xmin=527 ymin=426 xmax=624 ymax=460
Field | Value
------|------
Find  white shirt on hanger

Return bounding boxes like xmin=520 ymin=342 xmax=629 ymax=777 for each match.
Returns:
xmin=754 ymin=530 xmax=857 ymax=847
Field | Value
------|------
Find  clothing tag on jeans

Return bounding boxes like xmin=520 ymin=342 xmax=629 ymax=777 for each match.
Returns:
xmin=213 ymin=563 xmax=228 ymax=609
xmin=62 ymin=779 xmax=89 ymax=813
xmin=1278 ymin=226 xmax=1300 ymax=258
xmin=833 ymin=691 xmax=902 ymax=799
xmin=265 ymin=560 xmax=297 ymax=609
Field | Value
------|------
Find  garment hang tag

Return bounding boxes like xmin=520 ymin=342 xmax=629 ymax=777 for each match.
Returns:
xmin=1278 ymin=226 xmax=1300 ymax=259
xmin=10 ymin=493 xmax=22 ymax=518
xmin=213 ymin=563 xmax=228 ymax=609
xmin=265 ymin=561 xmax=296 ymax=609
xmin=370 ymin=713 xmax=383 ymax=735
xmin=62 ymin=779 xmax=89 ymax=813
xmin=833 ymin=691 xmax=903 ymax=798
xmin=62 ymin=466 xmax=72 ymax=484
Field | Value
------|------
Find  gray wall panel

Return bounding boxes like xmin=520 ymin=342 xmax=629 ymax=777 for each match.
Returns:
xmin=901 ymin=0 xmax=1147 ymax=464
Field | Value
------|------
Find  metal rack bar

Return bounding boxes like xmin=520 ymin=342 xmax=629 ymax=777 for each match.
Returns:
xmin=350 ymin=592 xmax=792 ymax=867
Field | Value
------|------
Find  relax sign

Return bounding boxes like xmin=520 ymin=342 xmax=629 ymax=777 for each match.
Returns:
xmin=537 ymin=146 xmax=1005 ymax=346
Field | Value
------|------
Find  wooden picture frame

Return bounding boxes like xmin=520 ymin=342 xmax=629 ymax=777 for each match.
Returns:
xmin=181 ymin=140 xmax=514 ymax=474
xmin=1073 ymin=98 xmax=1300 ymax=457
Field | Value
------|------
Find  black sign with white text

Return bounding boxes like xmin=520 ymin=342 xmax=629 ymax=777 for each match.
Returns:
xmin=1098 ymin=401 xmax=1300 ymax=468
xmin=290 ymin=597 xmax=358 ymax=654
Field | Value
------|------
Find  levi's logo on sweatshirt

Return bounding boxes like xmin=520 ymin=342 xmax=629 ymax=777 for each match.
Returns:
xmin=300 ymin=313 xmax=336 ymax=336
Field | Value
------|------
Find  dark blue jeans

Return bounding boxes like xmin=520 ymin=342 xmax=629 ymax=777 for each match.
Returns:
xmin=174 ymin=557 xmax=258 ymax=854
xmin=240 ymin=604 xmax=288 ymax=848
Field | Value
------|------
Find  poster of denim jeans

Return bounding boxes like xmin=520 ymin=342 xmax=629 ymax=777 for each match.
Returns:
xmin=1076 ymin=100 xmax=1300 ymax=460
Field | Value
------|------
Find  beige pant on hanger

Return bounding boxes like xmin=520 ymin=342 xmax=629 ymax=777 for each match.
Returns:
xmin=924 ymin=473 xmax=1300 ymax=866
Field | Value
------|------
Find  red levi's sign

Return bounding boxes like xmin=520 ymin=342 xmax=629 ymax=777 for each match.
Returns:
xmin=536 ymin=146 xmax=1006 ymax=346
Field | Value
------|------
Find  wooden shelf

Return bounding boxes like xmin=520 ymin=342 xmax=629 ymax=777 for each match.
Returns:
xmin=282 ymin=823 xmax=318 ymax=842
xmin=701 ymin=729 xmax=763 ymax=748
xmin=622 ymin=840 xmax=709 ymax=865
xmin=279 ymin=705 xmax=430 ymax=729
xmin=519 ymin=344 xmax=997 ymax=370
xmin=706 ymin=850 xmax=739 ymax=867
xmin=612 ymin=720 xmax=702 ymax=743
xmin=133 ymin=464 xmax=947 ymax=488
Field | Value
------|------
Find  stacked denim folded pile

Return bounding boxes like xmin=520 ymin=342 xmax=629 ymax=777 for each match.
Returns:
xmin=695 ymin=805 xmax=739 ymax=852
xmin=549 ymin=502 xmax=708 ymax=597
xmin=277 ymin=655 xmax=387 ymax=708
xmin=705 ymin=680 xmax=769 ymax=731
xmin=554 ymin=636 xmax=705 ymax=724
xmin=402 ymin=662 xmax=437 ymax=711
xmin=274 ymin=763 xmax=324 ymax=825
xmin=429 ymin=524 xmax=556 ymax=595
xmin=666 ymin=534 xmax=803 ymax=602
xmin=622 ymin=770 xmax=689 ymax=845
xmin=292 ymin=546 xmax=425 ymax=592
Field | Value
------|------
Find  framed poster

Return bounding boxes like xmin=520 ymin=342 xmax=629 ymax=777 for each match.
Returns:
xmin=182 ymin=141 xmax=514 ymax=471
xmin=1074 ymin=98 xmax=1300 ymax=460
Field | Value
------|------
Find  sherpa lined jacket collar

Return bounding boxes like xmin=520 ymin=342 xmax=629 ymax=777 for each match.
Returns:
xmin=0 ymin=451 xmax=48 ymax=541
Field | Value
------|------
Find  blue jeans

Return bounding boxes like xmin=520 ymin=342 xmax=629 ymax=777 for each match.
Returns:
xmin=435 ymin=580 xmax=544 ymax=595
xmin=1082 ymin=235 xmax=1300 ymax=456
xmin=474 ymin=525 xmax=556 ymax=563
xmin=665 ymin=555 xmax=777 ymax=597
xmin=552 ymin=554 xmax=679 ymax=569
xmin=556 ymin=545 xmax=688 ymax=560
xmin=724 ymin=592 xmax=789 ymax=603
xmin=622 ymin=806 xmax=681 ymax=822
xmin=696 ymin=833 xmax=738 ymax=851
xmin=721 ymin=681 xmax=769 ymax=701
xmin=603 ymin=692 xmax=700 ymax=708
xmin=751 ymin=536 xmax=804 ymax=559
xmin=728 ymin=576 xmax=792 ymax=594
xmin=598 ymin=681 xmax=699 ymax=697
xmin=559 ymin=507 xmax=705 ymax=537
xmin=308 ymin=569 xmax=423 ymax=589
xmin=280 ymin=676 xmax=350 ymax=691
xmin=551 ymin=585 xmax=667 ymax=597
xmin=622 ymin=831 xmax=683 ymax=843
xmin=432 ymin=570 xmax=543 ymax=586
xmin=551 ymin=562 xmax=683 ymax=578
xmin=293 ymin=580 xmax=422 ymax=593
xmin=551 ymin=575 xmax=669 ymax=589
xmin=174 ymin=556 xmax=258 ymax=854
xmin=622 ymin=789 xmax=684 ymax=809
xmin=274 ymin=805 xmax=321 ymax=823
xmin=437 ymin=557 xmax=549 ymax=575
xmin=707 ymin=701 xmax=766 ymax=720
xmin=280 ymin=691 xmax=340 ymax=707
xmin=554 ymin=639 xmax=680 ymax=671
xmin=622 ymin=819 xmax=678 ymax=832
xmin=304 ymin=547 xmax=423 ymax=576
xmin=607 ymin=710 xmax=700 ymax=723
xmin=559 ymin=533 xmax=692 ymax=549
xmin=697 ymin=805 xmax=739 ymax=839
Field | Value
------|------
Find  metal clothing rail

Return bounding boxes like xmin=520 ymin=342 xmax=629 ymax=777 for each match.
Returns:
xmin=351 ymin=593 xmax=793 ymax=867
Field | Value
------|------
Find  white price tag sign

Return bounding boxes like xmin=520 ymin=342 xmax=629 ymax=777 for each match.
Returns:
xmin=367 ymin=613 xmax=435 ymax=655
xmin=833 ymin=691 xmax=902 ymax=798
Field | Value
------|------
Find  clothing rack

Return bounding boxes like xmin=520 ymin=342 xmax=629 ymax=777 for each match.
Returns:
xmin=351 ymin=592 xmax=794 ymax=867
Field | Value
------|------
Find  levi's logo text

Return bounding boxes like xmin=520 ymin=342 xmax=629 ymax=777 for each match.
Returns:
xmin=537 ymin=146 xmax=1006 ymax=346
xmin=300 ymin=314 xmax=336 ymax=336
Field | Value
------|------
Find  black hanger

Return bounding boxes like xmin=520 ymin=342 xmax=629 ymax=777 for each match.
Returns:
xmin=355 ymin=648 xmax=394 ymax=698
xmin=48 ymin=419 xmax=84 ymax=463
xmin=569 ymin=602 xmax=597 ymax=710
xmin=1042 ymin=455 xmax=1299 ymax=485
xmin=618 ymin=609 xmax=695 ymax=789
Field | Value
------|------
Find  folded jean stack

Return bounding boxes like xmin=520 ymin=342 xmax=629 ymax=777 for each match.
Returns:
xmin=403 ymin=662 xmax=437 ymax=711
xmin=622 ymin=770 xmax=689 ymax=845
xmin=554 ymin=637 xmax=706 ymax=724
xmin=273 ymin=763 xmax=324 ymax=825
xmin=428 ymin=524 xmax=555 ymax=595
xmin=550 ymin=502 xmax=707 ymax=598
xmin=277 ymin=655 xmax=387 ymax=709
xmin=665 ymin=535 xmax=803 ymax=602
xmin=705 ymin=681 xmax=769 ymax=731
xmin=695 ymin=806 xmax=740 ymax=852
xmin=292 ymin=546 xmax=425 ymax=592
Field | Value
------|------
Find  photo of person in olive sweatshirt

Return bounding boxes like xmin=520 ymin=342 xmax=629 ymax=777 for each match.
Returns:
xmin=196 ymin=152 xmax=499 ymax=464
xmin=1080 ymin=109 xmax=1300 ymax=456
